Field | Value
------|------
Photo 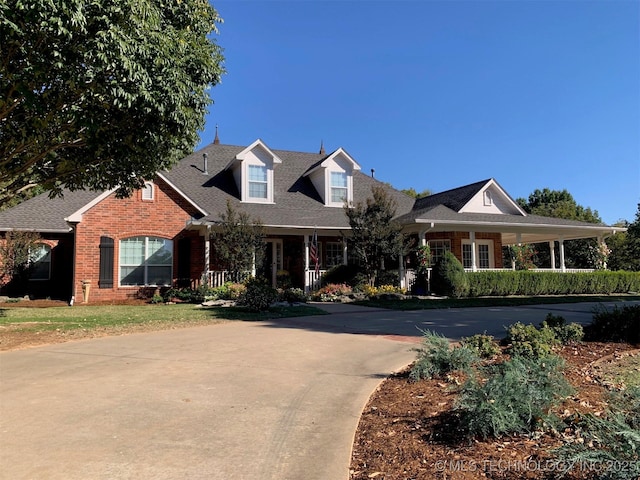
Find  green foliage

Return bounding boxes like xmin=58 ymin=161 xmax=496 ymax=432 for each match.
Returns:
xmin=0 ymin=230 xmax=42 ymax=292
xmin=400 ymin=187 xmax=433 ymax=198
xmin=375 ymin=270 xmax=399 ymax=288
xmin=150 ymin=294 xmax=164 ymax=304
xmin=504 ymin=321 xmax=559 ymax=358
xmin=608 ymin=204 xmax=640 ymax=272
xmin=540 ymin=313 xmax=584 ymax=344
xmin=585 ymin=304 xmax=640 ymax=343
xmin=237 ymin=277 xmax=277 ymax=312
xmin=213 ymin=201 xmax=265 ymax=283
xmin=163 ymin=286 xmax=209 ymax=304
xmin=344 ymin=185 xmax=405 ymax=286
xmin=509 ymin=244 xmax=537 ymax=270
xmin=460 ymin=333 xmax=500 ymax=358
xmin=410 ymin=330 xmax=478 ymax=381
xmin=210 ymin=282 xmax=246 ymax=300
xmin=280 ymin=287 xmax=308 ymax=303
xmin=456 ymin=354 xmax=572 ymax=439
xmin=430 ymin=251 xmax=469 ymax=298
xmin=311 ymin=283 xmax=353 ymax=302
xmin=467 ymin=270 xmax=640 ymax=297
xmin=321 ymin=264 xmax=362 ymax=287
xmin=553 ymin=387 xmax=640 ymax=480
xmin=0 ymin=0 xmax=225 ymax=206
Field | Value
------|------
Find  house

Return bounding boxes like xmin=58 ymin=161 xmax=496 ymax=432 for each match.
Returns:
xmin=0 ymin=139 xmax=624 ymax=302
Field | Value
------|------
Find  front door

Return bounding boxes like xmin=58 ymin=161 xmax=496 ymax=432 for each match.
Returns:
xmin=262 ymin=240 xmax=283 ymax=287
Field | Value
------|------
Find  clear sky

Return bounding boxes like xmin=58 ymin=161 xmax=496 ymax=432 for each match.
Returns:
xmin=198 ymin=0 xmax=640 ymax=225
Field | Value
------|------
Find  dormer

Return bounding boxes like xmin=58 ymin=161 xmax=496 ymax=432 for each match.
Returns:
xmin=224 ymin=139 xmax=282 ymax=203
xmin=459 ymin=178 xmax=526 ymax=215
xmin=304 ymin=148 xmax=361 ymax=207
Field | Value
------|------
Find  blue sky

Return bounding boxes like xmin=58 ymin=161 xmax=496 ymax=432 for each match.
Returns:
xmin=198 ymin=0 xmax=640 ymax=225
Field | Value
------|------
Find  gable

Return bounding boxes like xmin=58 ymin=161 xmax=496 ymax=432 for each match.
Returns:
xmin=224 ymin=139 xmax=282 ymax=203
xmin=458 ymin=179 xmax=525 ymax=215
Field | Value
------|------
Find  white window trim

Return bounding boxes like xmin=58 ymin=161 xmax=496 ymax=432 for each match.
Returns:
xmin=325 ymin=241 xmax=344 ymax=268
xmin=119 ymin=236 xmax=173 ymax=287
xmin=483 ymin=190 xmax=492 ymax=206
xmin=461 ymin=239 xmax=495 ymax=269
xmin=427 ymin=239 xmax=451 ymax=266
xmin=328 ymin=170 xmax=351 ymax=207
xmin=243 ymin=163 xmax=274 ymax=203
xmin=142 ymin=182 xmax=154 ymax=201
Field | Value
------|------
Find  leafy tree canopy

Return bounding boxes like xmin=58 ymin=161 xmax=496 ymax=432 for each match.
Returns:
xmin=401 ymin=187 xmax=433 ymax=199
xmin=0 ymin=0 xmax=225 ymax=207
xmin=516 ymin=188 xmax=601 ymax=224
xmin=344 ymin=185 xmax=404 ymax=285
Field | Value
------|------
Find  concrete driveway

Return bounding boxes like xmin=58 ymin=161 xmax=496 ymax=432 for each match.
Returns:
xmin=1 ymin=300 xmax=637 ymax=480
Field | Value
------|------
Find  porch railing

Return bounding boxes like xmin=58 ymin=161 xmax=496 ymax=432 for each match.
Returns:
xmin=204 ymin=270 xmax=251 ymax=288
xmin=305 ymin=269 xmax=327 ymax=292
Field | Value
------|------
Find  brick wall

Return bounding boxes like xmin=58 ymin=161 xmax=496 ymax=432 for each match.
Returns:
xmin=72 ymin=179 xmax=201 ymax=302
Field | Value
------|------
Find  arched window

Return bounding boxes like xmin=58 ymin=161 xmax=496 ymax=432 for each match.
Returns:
xmin=142 ymin=182 xmax=154 ymax=200
xmin=119 ymin=236 xmax=173 ymax=286
xmin=30 ymin=244 xmax=51 ymax=280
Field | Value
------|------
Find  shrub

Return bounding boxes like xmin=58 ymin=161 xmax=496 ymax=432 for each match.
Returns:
xmin=460 ymin=333 xmax=501 ymax=358
xmin=503 ymin=321 xmax=559 ymax=358
xmin=553 ymin=386 xmax=640 ymax=480
xmin=150 ymin=294 xmax=164 ymax=304
xmin=321 ymin=264 xmax=361 ymax=287
xmin=456 ymin=354 xmax=572 ymax=439
xmin=410 ymin=330 xmax=478 ymax=381
xmin=540 ymin=313 xmax=584 ymax=344
xmin=375 ymin=270 xmax=399 ymax=288
xmin=163 ymin=287 xmax=207 ymax=303
xmin=237 ymin=277 xmax=278 ymax=311
xmin=280 ymin=287 xmax=308 ymax=303
xmin=210 ymin=282 xmax=246 ymax=300
xmin=430 ymin=251 xmax=469 ymax=298
xmin=585 ymin=304 xmax=640 ymax=343
xmin=311 ymin=283 xmax=353 ymax=302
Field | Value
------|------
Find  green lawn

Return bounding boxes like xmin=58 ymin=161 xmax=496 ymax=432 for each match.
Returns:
xmin=357 ymin=294 xmax=640 ymax=310
xmin=0 ymin=303 xmax=327 ymax=333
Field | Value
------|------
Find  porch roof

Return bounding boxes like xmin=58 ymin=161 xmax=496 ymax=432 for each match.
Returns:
xmin=399 ymin=205 xmax=624 ymax=244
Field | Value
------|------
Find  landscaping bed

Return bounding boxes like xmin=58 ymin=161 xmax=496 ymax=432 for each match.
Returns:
xmin=350 ymin=342 xmax=639 ymax=480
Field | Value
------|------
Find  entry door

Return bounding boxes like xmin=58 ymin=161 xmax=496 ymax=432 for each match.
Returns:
xmin=265 ymin=240 xmax=283 ymax=287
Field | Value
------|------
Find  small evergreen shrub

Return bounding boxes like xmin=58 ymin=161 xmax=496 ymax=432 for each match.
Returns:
xmin=503 ymin=321 xmax=559 ymax=358
xmin=456 ymin=354 xmax=573 ymax=439
xmin=237 ymin=277 xmax=278 ymax=311
xmin=211 ymin=282 xmax=246 ymax=300
xmin=280 ymin=287 xmax=308 ymax=303
xmin=163 ymin=287 xmax=208 ymax=303
xmin=460 ymin=333 xmax=501 ymax=358
xmin=540 ymin=313 xmax=584 ymax=344
xmin=150 ymin=294 xmax=164 ymax=304
xmin=430 ymin=251 xmax=469 ymax=298
xmin=410 ymin=330 xmax=478 ymax=381
xmin=585 ymin=304 xmax=640 ymax=343
xmin=321 ymin=264 xmax=361 ymax=287
xmin=375 ymin=270 xmax=400 ymax=288
xmin=553 ymin=386 xmax=640 ymax=480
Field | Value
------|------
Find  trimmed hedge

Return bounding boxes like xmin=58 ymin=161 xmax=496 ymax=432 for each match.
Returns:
xmin=466 ymin=271 xmax=640 ymax=297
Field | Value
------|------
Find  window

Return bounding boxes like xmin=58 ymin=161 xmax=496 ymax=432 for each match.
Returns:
xmin=142 ymin=182 xmax=154 ymax=200
xmin=330 ymin=171 xmax=348 ymax=203
xmin=29 ymin=244 xmax=51 ymax=280
xmin=462 ymin=240 xmax=493 ymax=269
xmin=248 ymin=165 xmax=268 ymax=199
xmin=325 ymin=242 xmax=343 ymax=268
xmin=483 ymin=190 xmax=492 ymax=206
xmin=427 ymin=239 xmax=451 ymax=266
xmin=119 ymin=236 xmax=173 ymax=286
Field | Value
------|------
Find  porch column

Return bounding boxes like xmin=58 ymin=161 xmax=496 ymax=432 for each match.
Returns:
xmin=470 ymin=231 xmax=477 ymax=272
xmin=304 ymin=234 xmax=310 ymax=291
xmin=512 ymin=233 xmax=522 ymax=270
xmin=251 ymin=249 xmax=256 ymax=278
xmin=342 ymin=239 xmax=348 ymax=265
xmin=559 ymin=237 xmax=566 ymax=272
xmin=598 ymin=235 xmax=607 ymax=270
xmin=203 ymin=226 xmax=211 ymax=285
xmin=549 ymin=241 xmax=556 ymax=270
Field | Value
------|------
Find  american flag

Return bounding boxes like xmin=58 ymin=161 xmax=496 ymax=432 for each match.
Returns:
xmin=310 ymin=230 xmax=319 ymax=274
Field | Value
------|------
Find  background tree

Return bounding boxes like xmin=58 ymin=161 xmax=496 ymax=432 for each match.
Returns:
xmin=344 ymin=185 xmax=404 ymax=286
xmin=607 ymin=204 xmax=640 ymax=271
xmin=516 ymin=188 xmax=602 ymax=268
xmin=400 ymin=187 xmax=433 ymax=198
xmin=0 ymin=230 xmax=41 ymax=295
xmin=213 ymin=201 xmax=265 ymax=283
xmin=0 ymin=0 xmax=225 ymax=207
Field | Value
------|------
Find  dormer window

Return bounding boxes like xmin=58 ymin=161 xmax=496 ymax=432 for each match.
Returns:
xmin=248 ymin=165 xmax=268 ymax=199
xmin=330 ymin=172 xmax=348 ymax=203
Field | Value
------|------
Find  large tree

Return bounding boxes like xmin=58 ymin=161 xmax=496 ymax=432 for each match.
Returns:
xmin=0 ymin=0 xmax=225 ymax=207
xmin=516 ymin=188 xmax=602 ymax=268
xmin=607 ymin=204 xmax=640 ymax=271
xmin=344 ymin=185 xmax=404 ymax=286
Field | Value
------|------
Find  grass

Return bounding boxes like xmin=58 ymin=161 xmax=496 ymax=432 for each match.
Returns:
xmin=0 ymin=303 xmax=327 ymax=334
xmin=357 ymin=294 xmax=640 ymax=310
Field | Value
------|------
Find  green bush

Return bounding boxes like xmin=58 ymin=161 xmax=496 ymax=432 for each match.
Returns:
xmin=375 ymin=270 xmax=399 ymax=288
xmin=585 ymin=304 xmax=640 ymax=343
xmin=553 ymin=386 xmax=640 ymax=480
xmin=210 ymin=282 xmax=246 ymax=300
xmin=237 ymin=277 xmax=278 ymax=311
xmin=460 ymin=333 xmax=501 ymax=358
xmin=321 ymin=264 xmax=362 ymax=287
xmin=503 ymin=321 xmax=559 ymax=358
xmin=456 ymin=354 xmax=573 ymax=439
xmin=163 ymin=286 xmax=208 ymax=303
xmin=410 ymin=330 xmax=478 ymax=381
xmin=430 ymin=251 xmax=469 ymax=298
xmin=150 ymin=294 xmax=164 ymax=304
xmin=467 ymin=270 xmax=640 ymax=297
xmin=540 ymin=313 xmax=584 ymax=344
xmin=280 ymin=287 xmax=308 ymax=303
